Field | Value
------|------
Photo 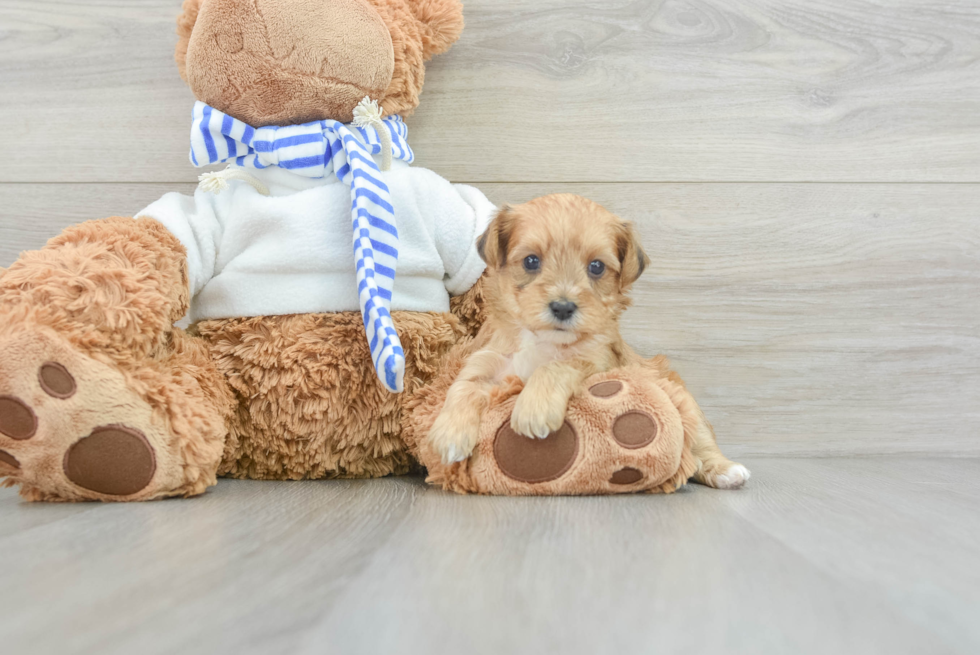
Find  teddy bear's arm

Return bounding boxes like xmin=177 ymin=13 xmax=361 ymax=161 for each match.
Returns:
xmin=136 ymin=189 xmax=224 ymax=300
xmin=428 ymin=178 xmax=497 ymax=296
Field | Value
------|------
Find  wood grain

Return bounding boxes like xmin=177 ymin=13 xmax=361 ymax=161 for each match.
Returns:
xmin=2 ymin=182 xmax=977 ymax=456
xmin=0 ymin=458 xmax=977 ymax=654
xmin=2 ymin=3 xmax=979 ymax=653
xmin=727 ymin=457 xmax=980 ymax=654
xmin=1 ymin=0 xmax=978 ymax=183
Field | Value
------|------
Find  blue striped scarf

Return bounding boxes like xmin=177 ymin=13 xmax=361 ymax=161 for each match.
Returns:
xmin=189 ymin=101 xmax=415 ymax=393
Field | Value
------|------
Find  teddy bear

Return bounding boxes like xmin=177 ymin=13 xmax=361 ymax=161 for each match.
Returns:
xmin=0 ymin=0 xmax=747 ymax=501
xmin=0 ymin=0 xmax=496 ymax=501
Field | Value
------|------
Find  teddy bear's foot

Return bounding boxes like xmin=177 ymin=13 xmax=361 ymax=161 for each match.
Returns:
xmin=420 ymin=367 xmax=701 ymax=496
xmin=0 ymin=323 xmax=219 ymax=502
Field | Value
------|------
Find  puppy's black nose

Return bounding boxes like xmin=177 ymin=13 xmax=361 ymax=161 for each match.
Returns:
xmin=549 ymin=300 xmax=578 ymax=322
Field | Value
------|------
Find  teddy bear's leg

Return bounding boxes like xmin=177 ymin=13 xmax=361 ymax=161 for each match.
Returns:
xmin=0 ymin=217 xmax=234 ymax=501
xmin=408 ymin=360 xmax=705 ymax=495
xmin=195 ymin=309 xmax=468 ymax=481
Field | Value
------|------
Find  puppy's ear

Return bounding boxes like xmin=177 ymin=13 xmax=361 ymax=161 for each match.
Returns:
xmin=616 ymin=220 xmax=648 ymax=289
xmin=477 ymin=206 xmax=517 ymax=269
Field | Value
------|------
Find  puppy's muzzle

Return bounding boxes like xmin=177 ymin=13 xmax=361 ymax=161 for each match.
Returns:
xmin=549 ymin=300 xmax=578 ymax=322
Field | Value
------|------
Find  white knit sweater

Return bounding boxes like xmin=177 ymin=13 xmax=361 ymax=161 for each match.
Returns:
xmin=137 ymin=160 xmax=495 ymax=323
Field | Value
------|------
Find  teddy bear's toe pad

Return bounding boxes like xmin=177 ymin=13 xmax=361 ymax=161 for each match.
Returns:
xmin=610 ymin=467 xmax=644 ymax=485
xmin=612 ymin=411 xmax=658 ymax=448
xmin=0 ymin=448 xmax=20 ymax=470
xmin=0 ymin=395 xmax=38 ymax=439
xmin=38 ymin=362 xmax=77 ymax=399
xmin=64 ymin=426 xmax=156 ymax=496
xmin=494 ymin=421 xmax=578 ymax=483
xmin=589 ymin=380 xmax=623 ymax=398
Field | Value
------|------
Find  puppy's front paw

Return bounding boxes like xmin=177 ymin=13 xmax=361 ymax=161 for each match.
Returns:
xmin=428 ymin=411 xmax=481 ymax=465
xmin=510 ymin=389 xmax=568 ymax=439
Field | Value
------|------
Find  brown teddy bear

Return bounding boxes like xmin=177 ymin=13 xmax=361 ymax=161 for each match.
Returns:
xmin=0 ymin=0 xmax=747 ymax=501
xmin=0 ymin=0 xmax=495 ymax=501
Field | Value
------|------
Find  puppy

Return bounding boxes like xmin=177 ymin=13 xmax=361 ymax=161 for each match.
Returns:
xmin=427 ymin=194 xmax=750 ymax=489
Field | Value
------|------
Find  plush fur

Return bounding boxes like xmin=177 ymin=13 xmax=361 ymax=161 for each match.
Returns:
xmin=175 ymin=0 xmax=463 ymax=125
xmin=197 ymin=309 xmax=471 ymax=481
xmin=0 ymin=217 xmax=190 ymax=363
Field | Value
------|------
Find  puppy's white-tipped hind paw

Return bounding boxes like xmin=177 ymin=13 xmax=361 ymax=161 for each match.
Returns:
xmin=714 ymin=464 xmax=751 ymax=489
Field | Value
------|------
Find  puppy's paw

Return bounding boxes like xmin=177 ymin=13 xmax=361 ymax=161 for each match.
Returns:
xmin=696 ymin=460 xmax=751 ymax=489
xmin=428 ymin=411 xmax=481 ymax=465
xmin=510 ymin=389 xmax=568 ymax=440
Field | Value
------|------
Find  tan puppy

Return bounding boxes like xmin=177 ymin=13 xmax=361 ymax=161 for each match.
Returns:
xmin=427 ymin=194 xmax=749 ymax=489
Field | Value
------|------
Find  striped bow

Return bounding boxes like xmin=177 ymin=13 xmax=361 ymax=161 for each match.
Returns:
xmin=189 ymin=100 xmax=415 ymax=393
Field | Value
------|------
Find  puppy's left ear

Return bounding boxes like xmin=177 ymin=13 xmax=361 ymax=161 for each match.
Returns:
xmin=616 ymin=220 xmax=648 ymax=289
xmin=477 ymin=205 xmax=517 ymax=269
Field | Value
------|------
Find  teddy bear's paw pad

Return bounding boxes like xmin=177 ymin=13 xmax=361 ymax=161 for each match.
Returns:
xmin=0 ymin=363 xmax=77 ymax=440
xmin=63 ymin=426 xmax=156 ymax=496
xmin=589 ymin=380 xmax=623 ymax=398
xmin=612 ymin=410 xmax=658 ymax=449
xmin=493 ymin=420 xmax=579 ymax=483
xmin=0 ymin=395 xmax=38 ymax=440
xmin=0 ymin=448 xmax=20 ymax=471
xmin=38 ymin=362 xmax=77 ymax=399
xmin=609 ymin=467 xmax=643 ymax=485
xmin=0 ymin=327 xmax=180 ymax=501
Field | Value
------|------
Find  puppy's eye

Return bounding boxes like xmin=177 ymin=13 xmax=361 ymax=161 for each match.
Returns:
xmin=588 ymin=260 xmax=606 ymax=277
xmin=523 ymin=255 xmax=541 ymax=272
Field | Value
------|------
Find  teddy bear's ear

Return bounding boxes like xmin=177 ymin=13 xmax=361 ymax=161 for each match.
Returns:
xmin=410 ymin=0 xmax=465 ymax=60
xmin=174 ymin=0 xmax=203 ymax=83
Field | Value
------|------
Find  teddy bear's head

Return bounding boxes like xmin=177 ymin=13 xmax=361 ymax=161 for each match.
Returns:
xmin=175 ymin=0 xmax=463 ymax=126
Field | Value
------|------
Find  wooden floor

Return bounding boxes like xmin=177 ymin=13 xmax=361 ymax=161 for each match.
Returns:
xmin=1 ymin=1 xmax=979 ymax=653
xmin=0 ymin=457 xmax=978 ymax=655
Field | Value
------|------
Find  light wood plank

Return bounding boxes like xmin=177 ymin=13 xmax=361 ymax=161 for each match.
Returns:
xmin=0 ymin=478 xmax=424 ymax=655
xmin=0 ymin=183 xmax=190 ymax=262
xmin=1 ymin=1 xmax=979 ymax=183
xmin=2 ymin=182 xmax=977 ymax=456
xmin=722 ymin=457 xmax=980 ymax=654
xmin=303 ymin=458 xmax=978 ymax=655
xmin=2 ymin=458 xmax=976 ymax=654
